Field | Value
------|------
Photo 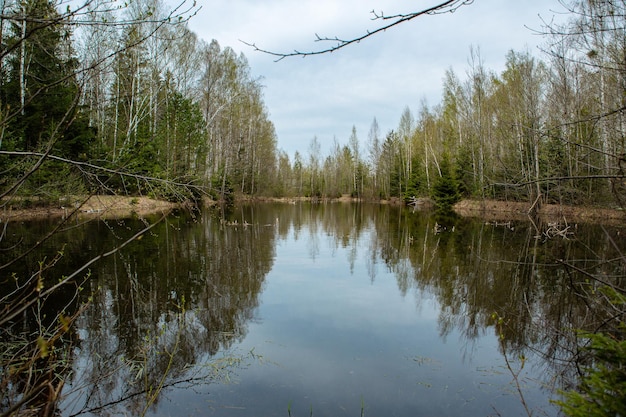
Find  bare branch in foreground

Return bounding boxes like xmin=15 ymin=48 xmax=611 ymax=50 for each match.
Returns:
xmin=0 ymin=212 xmax=167 ymax=328
xmin=241 ymin=0 xmax=474 ymax=61
xmin=0 ymin=151 xmax=208 ymax=194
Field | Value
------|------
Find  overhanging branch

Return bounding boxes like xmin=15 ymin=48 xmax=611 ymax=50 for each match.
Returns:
xmin=0 ymin=151 xmax=208 ymax=193
xmin=492 ymin=174 xmax=626 ymax=189
xmin=241 ymin=0 xmax=474 ymax=61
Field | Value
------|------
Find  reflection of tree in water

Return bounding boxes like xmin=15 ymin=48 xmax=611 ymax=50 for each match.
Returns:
xmin=193 ymin=203 xmax=624 ymax=406
xmin=0 ymin=217 xmax=105 ymax=417
xmin=370 ymin=208 xmax=626 ymax=395
xmin=286 ymin=202 xmax=624 ymax=401
xmin=6 ymin=204 xmax=621 ymax=415
xmin=61 ymin=210 xmax=277 ymax=415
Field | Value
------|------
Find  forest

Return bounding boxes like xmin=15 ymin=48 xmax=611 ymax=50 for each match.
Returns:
xmin=0 ymin=0 xmax=624 ymax=210
xmin=0 ymin=0 xmax=276 ymax=205
xmin=0 ymin=1 xmax=625 ymax=416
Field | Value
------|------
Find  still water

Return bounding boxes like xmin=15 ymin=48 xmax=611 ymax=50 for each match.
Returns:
xmin=8 ymin=202 xmax=624 ymax=416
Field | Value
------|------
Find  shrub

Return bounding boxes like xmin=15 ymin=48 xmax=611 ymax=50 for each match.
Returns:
xmin=557 ymin=288 xmax=626 ymax=416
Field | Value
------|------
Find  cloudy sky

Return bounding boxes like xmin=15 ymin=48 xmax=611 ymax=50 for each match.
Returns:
xmin=186 ymin=1 xmax=568 ymax=158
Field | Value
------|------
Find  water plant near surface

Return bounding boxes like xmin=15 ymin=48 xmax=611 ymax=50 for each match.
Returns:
xmin=0 ymin=250 xmax=89 ymax=417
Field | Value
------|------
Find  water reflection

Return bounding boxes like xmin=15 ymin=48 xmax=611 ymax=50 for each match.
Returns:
xmin=2 ymin=203 xmax=624 ymax=416
xmin=55 ymin=210 xmax=278 ymax=416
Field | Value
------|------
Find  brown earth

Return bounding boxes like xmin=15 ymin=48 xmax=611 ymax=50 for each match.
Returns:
xmin=0 ymin=195 xmax=178 ymax=222
xmin=453 ymin=199 xmax=626 ymax=225
xmin=2 ymin=194 xmax=625 ymax=225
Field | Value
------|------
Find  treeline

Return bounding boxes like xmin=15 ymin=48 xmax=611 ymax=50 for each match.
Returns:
xmin=1 ymin=0 xmax=624 ymax=208
xmin=0 ymin=0 xmax=277 ymax=203
xmin=278 ymin=1 xmax=626 ymax=208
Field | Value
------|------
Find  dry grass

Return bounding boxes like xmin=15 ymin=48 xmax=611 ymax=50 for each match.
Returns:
xmin=454 ymin=199 xmax=626 ymax=224
xmin=1 ymin=195 xmax=178 ymax=222
xmin=3 ymin=195 xmax=625 ymax=225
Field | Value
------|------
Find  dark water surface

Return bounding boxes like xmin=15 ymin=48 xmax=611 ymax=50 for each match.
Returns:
xmin=6 ymin=202 xmax=624 ymax=416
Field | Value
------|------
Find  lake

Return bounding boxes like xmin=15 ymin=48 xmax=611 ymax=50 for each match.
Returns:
xmin=4 ymin=202 xmax=624 ymax=416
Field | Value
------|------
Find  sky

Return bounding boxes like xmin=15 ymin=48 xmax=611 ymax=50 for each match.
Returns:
xmin=186 ymin=0 xmax=568 ymax=159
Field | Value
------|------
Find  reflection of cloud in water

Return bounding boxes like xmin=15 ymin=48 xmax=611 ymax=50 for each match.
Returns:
xmin=48 ymin=203 xmax=608 ymax=415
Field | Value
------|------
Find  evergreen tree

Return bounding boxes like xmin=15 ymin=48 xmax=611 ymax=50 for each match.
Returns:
xmin=454 ymin=144 xmax=474 ymax=198
xmin=2 ymin=0 xmax=93 ymax=158
xmin=403 ymin=156 xmax=425 ymax=202
xmin=431 ymin=154 xmax=460 ymax=210
xmin=0 ymin=0 xmax=94 ymax=200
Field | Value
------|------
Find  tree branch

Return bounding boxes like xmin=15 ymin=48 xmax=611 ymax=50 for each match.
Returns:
xmin=241 ymin=0 xmax=474 ymax=61
xmin=0 ymin=151 xmax=208 ymax=193
xmin=0 ymin=212 xmax=167 ymax=327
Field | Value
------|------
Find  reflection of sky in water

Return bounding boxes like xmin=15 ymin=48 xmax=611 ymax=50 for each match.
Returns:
xmin=158 ymin=223 xmax=557 ymax=417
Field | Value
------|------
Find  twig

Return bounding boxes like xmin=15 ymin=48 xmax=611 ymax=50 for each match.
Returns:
xmin=241 ymin=0 xmax=473 ymax=61
xmin=0 ymin=151 xmax=208 ymax=193
xmin=528 ymin=193 xmax=542 ymax=215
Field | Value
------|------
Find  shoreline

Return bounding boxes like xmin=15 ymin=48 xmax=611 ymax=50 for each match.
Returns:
xmin=453 ymin=199 xmax=626 ymax=224
xmin=0 ymin=195 xmax=178 ymax=222
xmin=1 ymin=195 xmax=625 ymax=225
xmin=248 ymin=196 xmax=626 ymax=224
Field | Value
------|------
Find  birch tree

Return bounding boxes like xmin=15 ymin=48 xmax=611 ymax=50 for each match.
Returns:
xmin=348 ymin=125 xmax=362 ymax=196
xmin=543 ymin=0 xmax=626 ymax=203
xmin=0 ymin=1 xmax=202 ymax=415
xmin=308 ymin=135 xmax=322 ymax=198
xmin=367 ymin=118 xmax=381 ymax=195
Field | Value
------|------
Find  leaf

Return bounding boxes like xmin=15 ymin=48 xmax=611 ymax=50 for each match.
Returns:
xmin=37 ymin=336 xmax=49 ymax=358
xmin=59 ymin=313 xmax=71 ymax=332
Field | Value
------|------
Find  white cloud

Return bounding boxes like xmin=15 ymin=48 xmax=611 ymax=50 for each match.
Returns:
xmin=187 ymin=0 xmax=567 ymax=157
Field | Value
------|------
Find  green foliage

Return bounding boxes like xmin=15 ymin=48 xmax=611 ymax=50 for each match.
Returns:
xmin=0 ymin=0 xmax=95 ymax=204
xmin=403 ymin=172 xmax=422 ymax=202
xmin=210 ymin=171 xmax=235 ymax=206
xmin=401 ymin=156 xmax=424 ymax=202
xmin=58 ymin=111 xmax=96 ymax=159
xmin=557 ymin=288 xmax=626 ymax=417
xmin=1 ymin=0 xmax=90 ymax=155
xmin=155 ymin=89 xmax=207 ymax=179
xmin=454 ymin=145 xmax=474 ymax=198
xmin=24 ymin=161 xmax=88 ymax=204
xmin=1 ymin=0 xmax=623 ymax=208
xmin=431 ymin=155 xmax=460 ymax=210
xmin=388 ymin=162 xmax=401 ymax=199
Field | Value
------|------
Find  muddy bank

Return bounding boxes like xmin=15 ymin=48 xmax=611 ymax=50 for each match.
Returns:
xmin=2 ymin=194 xmax=625 ymax=225
xmin=454 ymin=199 xmax=626 ymax=225
xmin=1 ymin=195 xmax=178 ymax=222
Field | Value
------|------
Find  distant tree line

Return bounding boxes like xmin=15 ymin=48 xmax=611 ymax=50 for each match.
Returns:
xmin=0 ymin=0 xmax=623 ymax=209
xmin=277 ymin=1 xmax=625 ymax=210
